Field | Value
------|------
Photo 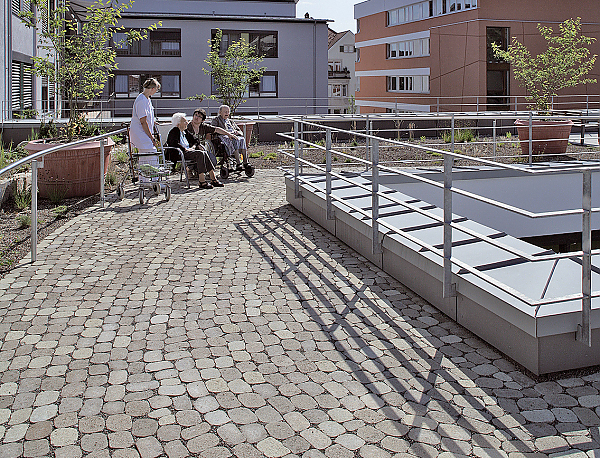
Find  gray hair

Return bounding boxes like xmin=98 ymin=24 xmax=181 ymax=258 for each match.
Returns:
xmin=218 ymin=105 xmax=230 ymax=115
xmin=172 ymin=112 xmax=187 ymax=127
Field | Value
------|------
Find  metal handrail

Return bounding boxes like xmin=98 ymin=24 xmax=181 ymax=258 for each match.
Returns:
xmin=0 ymin=127 xmax=128 ymax=263
xmin=280 ymin=115 xmax=599 ymax=347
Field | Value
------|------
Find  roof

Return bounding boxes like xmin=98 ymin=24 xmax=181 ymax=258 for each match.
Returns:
xmin=328 ymin=27 xmax=351 ymax=49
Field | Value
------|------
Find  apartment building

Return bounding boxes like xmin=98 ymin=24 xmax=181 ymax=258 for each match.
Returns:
xmin=110 ymin=0 xmax=329 ymax=117
xmin=354 ymin=0 xmax=600 ymax=113
xmin=327 ymin=28 xmax=357 ymax=114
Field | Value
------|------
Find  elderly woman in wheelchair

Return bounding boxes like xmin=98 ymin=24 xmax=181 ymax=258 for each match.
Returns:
xmin=165 ymin=112 xmax=229 ymax=189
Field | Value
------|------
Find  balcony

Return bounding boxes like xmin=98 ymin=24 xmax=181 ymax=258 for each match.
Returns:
xmin=328 ymin=68 xmax=350 ymax=79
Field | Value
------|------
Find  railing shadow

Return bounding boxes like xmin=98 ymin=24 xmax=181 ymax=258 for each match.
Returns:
xmin=235 ymin=204 xmax=598 ymax=456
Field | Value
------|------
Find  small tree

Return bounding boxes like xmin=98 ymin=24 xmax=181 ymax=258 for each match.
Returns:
xmin=202 ymin=29 xmax=266 ymax=116
xmin=20 ymin=0 xmax=159 ymax=139
xmin=492 ymin=17 xmax=597 ymax=114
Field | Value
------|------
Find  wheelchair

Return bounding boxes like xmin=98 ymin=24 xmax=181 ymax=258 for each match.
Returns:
xmin=210 ymin=135 xmax=255 ymax=180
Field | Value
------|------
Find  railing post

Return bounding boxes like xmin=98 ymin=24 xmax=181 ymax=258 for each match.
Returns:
xmin=551 ymin=95 xmax=554 ymax=112
xmin=515 ymin=96 xmax=518 ymax=114
xmin=372 ymin=138 xmax=381 ymax=255
xmin=294 ymin=121 xmax=300 ymax=199
xmin=493 ymin=119 xmax=497 ymax=157
xmin=31 ymin=159 xmax=42 ymax=263
xmin=437 ymin=97 xmax=440 ymax=113
xmin=451 ymin=114 xmax=455 ymax=156
xmin=299 ymin=116 xmax=304 ymax=175
xmin=443 ymin=149 xmax=454 ymax=299
xmin=580 ymin=118 xmax=585 ymax=146
xmin=100 ymin=137 xmax=106 ymax=207
xmin=325 ymin=128 xmax=334 ymax=220
xmin=365 ymin=114 xmax=370 ymax=171
xmin=528 ymin=111 xmax=533 ymax=164
xmin=577 ymin=169 xmax=592 ymax=346
xmin=476 ymin=96 xmax=479 ymax=112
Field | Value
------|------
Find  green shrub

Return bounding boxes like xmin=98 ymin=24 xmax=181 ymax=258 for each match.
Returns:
xmin=52 ymin=205 xmax=68 ymax=218
xmin=249 ymin=152 xmax=263 ymax=159
xmin=47 ymin=186 xmax=67 ymax=204
xmin=105 ymin=171 xmax=117 ymax=186
xmin=16 ymin=214 xmax=31 ymax=228
xmin=113 ymin=150 xmax=129 ymax=164
xmin=420 ymin=136 xmax=426 ymax=141
xmin=14 ymin=182 xmax=31 ymax=210
xmin=441 ymin=131 xmax=452 ymax=143
xmin=350 ymin=139 xmax=358 ymax=147
xmin=264 ymin=152 xmax=277 ymax=161
xmin=344 ymin=158 xmax=352 ymax=163
xmin=39 ymin=120 xmax=59 ymax=139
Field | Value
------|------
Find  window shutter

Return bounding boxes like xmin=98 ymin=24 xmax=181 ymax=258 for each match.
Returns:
xmin=11 ymin=0 xmax=20 ymax=16
xmin=22 ymin=64 xmax=33 ymax=109
xmin=11 ymin=63 xmax=21 ymax=112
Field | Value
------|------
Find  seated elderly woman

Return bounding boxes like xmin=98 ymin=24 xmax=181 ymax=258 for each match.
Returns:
xmin=165 ymin=113 xmax=223 ymax=189
xmin=211 ymin=104 xmax=248 ymax=171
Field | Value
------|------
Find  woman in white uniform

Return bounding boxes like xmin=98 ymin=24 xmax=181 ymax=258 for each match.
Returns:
xmin=130 ymin=78 xmax=161 ymax=181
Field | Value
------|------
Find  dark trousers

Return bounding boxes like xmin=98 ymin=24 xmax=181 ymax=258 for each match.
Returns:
xmin=183 ymin=148 xmax=215 ymax=175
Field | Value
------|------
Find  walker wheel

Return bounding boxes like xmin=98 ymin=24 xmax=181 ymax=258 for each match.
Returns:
xmin=220 ymin=167 xmax=229 ymax=180
xmin=116 ymin=184 xmax=125 ymax=200
xmin=153 ymin=183 xmax=161 ymax=195
xmin=165 ymin=185 xmax=171 ymax=202
xmin=139 ymin=189 xmax=144 ymax=205
xmin=244 ymin=165 xmax=255 ymax=178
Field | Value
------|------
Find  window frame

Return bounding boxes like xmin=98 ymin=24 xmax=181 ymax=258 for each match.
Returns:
xmin=112 ymin=71 xmax=181 ymax=98
xmin=249 ymin=71 xmax=278 ymax=98
xmin=213 ymin=29 xmax=278 ymax=58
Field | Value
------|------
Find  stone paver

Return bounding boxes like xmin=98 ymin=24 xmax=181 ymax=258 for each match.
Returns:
xmin=1 ymin=170 xmax=600 ymax=456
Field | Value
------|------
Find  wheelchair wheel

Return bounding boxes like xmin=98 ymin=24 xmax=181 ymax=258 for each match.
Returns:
xmin=165 ymin=185 xmax=171 ymax=202
xmin=116 ymin=184 xmax=125 ymax=201
xmin=139 ymin=189 xmax=144 ymax=205
xmin=244 ymin=165 xmax=255 ymax=178
xmin=153 ymin=183 xmax=161 ymax=196
xmin=220 ymin=167 xmax=229 ymax=180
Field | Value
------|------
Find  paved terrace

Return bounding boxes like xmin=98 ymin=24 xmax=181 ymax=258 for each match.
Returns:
xmin=0 ymin=169 xmax=599 ymax=458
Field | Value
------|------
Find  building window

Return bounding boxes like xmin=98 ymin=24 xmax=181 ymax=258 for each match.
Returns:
xmin=113 ymin=30 xmax=142 ymax=56
xmin=387 ymin=75 xmax=429 ymax=93
xmin=213 ymin=30 xmax=278 ymax=58
xmin=249 ymin=72 xmax=278 ymax=97
xmin=150 ymin=30 xmax=181 ymax=56
xmin=12 ymin=0 xmax=32 ymax=16
xmin=329 ymin=60 xmax=342 ymax=71
xmin=113 ymin=72 xmax=180 ymax=98
xmin=387 ymin=38 xmax=429 ymax=59
xmin=486 ymin=27 xmax=510 ymax=110
xmin=339 ymin=45 xmax=355 ymax=53
xmin=11 ymin=61 xmax=33 ymax=116
xmin=389 ymin=0 xmax=476 ymax=24
xmin=328 ymin=83 xmax=348 ymax=97
xmin=356 ymin=19 xmax=360 ymax=33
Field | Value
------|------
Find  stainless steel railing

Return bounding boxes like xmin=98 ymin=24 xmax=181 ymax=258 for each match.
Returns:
xmin=278 ymin=115 xmax=600 ymax=346
xmin=0 ymin=128 xmax=128 ymax=263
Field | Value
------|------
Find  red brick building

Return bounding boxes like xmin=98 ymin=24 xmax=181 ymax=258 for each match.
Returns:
xmin=354 ymin=0 xmax=600 ymax=113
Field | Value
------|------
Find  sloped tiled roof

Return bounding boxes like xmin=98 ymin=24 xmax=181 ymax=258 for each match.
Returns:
xmin=328 ymin=27 xmax=347 ymax=49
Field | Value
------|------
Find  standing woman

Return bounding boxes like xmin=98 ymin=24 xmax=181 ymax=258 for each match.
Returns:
xmin=129 ymin=78 xmax=161 ymax=181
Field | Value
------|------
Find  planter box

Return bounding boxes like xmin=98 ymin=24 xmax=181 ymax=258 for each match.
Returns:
xmin=515 ymin=119 xmax=573 ymax=155
xmin=24 ymin=138 xmax=114 ymax=199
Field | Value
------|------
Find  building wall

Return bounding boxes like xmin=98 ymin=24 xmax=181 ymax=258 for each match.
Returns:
xmin=355 ymin=0 xmax=600 ymax=113
xmin=125 ymin=0 xmax=297 ymax=18
xmin=328 ymin=31 xmax=357 ymax=114
xmin=112 ymin=15 xmax=329 ymax=117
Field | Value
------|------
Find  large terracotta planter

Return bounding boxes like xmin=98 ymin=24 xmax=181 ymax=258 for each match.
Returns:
xmin=24 ymin=138 xmax=114 ymax=199
xmin=515 ymin=119 xmax=573 ymax=156
xmin=236 ymin=121 xmax=255 ymax=149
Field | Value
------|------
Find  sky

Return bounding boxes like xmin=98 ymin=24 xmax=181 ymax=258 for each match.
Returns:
xmin=296 ymin=0 xmax=357 ymax=33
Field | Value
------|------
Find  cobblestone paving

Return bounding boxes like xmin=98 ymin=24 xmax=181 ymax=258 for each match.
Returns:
xmin=0 ymin=169 xmax=600 ymax=458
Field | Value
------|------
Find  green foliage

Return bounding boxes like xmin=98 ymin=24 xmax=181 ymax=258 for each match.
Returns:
xmin=51 ymin=205 xmax=68 ymax=218
xmin=264 ymin=152 xmax=277 ymax=161
xmin=39 ymin=120 xmax=59 ymax=139
xmin=344 ymin=158 xmax=352 ymax=163
xmin=200 ymin=29 xmax=266 ymax=116
xmin=19 ymin=0 xmax=160 ymax=139
xmin=441 ymin=129 xmax=473 ymax=143
xmin=105 ymin=171 xmax=117 ymax=186
xmin=47 ymin=186 xmax=67 ymax=204
xmin=14 ymin=108 xmax=38 ymax=119
xmin=420 ymin=136 xmax=426 ymax=141
xmin=16 ymin=214 xmax=31 ymax=228
xmin=113 ymin=150 xmax=129 ymax=164
xmin=249 ymin=152 xmax=263 ymax=159
xmin=350 ymin=139 xmax=359 ymax=147
xmin=441 ymin=131 xmax=452 ymax=143
xmin=14 ymin=182 xmax=32 ymax=211
xmin=506 ymin=132 xmax=512 ymax=139
xmin=491 ymin=18 xmax=597 ymax=113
